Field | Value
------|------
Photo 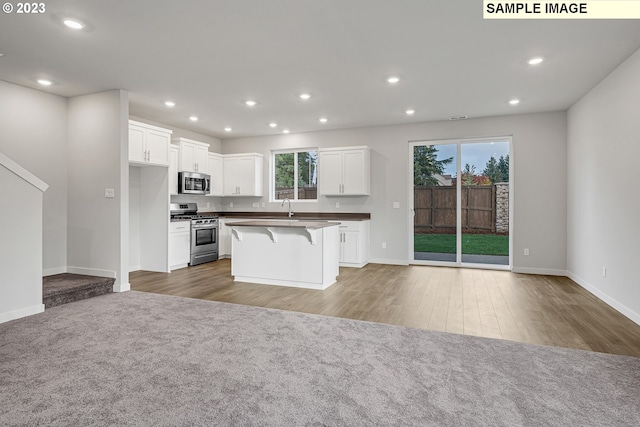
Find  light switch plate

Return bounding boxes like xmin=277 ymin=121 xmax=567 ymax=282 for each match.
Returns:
xmin=104 ymin=188 xmax=115 ymax=198
xmin=393 ymin=202 xmax=400 ymax=209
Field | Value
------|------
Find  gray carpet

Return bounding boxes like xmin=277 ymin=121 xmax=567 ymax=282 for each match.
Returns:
xmin=1 ymin=291 xmax=639 ymax=426
xmin=43 ymin=273 xmax=114 ymax=308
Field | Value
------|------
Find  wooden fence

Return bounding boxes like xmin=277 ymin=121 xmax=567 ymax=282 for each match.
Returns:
xmin=414 ymin=185 xmax=497 ymax=233
xmin=275 ymin=187 xmax=317 ymax=200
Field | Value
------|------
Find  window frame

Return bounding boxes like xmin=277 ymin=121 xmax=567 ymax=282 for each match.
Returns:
xmin=270 ymin=147 xmax=319 ymax=203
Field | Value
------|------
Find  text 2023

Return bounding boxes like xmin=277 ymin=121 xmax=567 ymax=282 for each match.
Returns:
xmin=17 ymin=3 xmax=45 ymax=13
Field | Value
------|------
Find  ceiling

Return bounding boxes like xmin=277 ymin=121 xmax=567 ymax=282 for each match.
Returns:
xmin=1 ymin=1 xmax=639 ymax=139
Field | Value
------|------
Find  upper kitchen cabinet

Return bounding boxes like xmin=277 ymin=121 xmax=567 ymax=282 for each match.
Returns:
xmin=175 ymin=137 xmax=209 ymax=173
xmin=318 ymin=146 xmax=370 ymax=196
xmin=128 ymin=120 xmax=172 ymax=167
xmin=223 ymin=153 xmax=263 ymax=196
xmin=207 ymin=152 xmax=224 ymax=197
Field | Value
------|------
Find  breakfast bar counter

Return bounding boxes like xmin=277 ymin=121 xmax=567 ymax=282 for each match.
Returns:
xmin=226 ymin=220 xmax=340 ymax=290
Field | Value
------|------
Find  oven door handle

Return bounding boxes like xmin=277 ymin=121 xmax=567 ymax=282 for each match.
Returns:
xmin=192 ymin=224 xmax=217 ymax=230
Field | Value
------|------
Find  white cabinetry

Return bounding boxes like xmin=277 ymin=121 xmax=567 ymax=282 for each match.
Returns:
xmin=169 ymin=144 xmax=180 ymax=195
xmin=338 ymin=220 xmax=370 ymax=268
xmin=219 ymin=218 xmax=252 ymax=258
xmin=318 ymin=147 xmax=370 ymax=196
xmin=218 ymin=218 xmax=231 ymax=258
xmin=223 ymin=154 xmax=263 ymax=196
xmin=169 ymin=221 xmax=191 ymax=270
xmin=129 ymin=120 xmax=172 ymax=166
xmin=176 ymin=138 xmax=209 ymax=173
xmin=207 ymin=153 xmax=224 ymax=197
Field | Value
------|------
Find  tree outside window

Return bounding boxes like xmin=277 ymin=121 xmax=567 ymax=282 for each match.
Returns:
xmin=274 ymin=150 xmax=317 ymax=200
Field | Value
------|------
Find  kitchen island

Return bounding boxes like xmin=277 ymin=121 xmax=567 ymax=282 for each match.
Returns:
xmin=226 ymin=220 xmax=340 ymax=290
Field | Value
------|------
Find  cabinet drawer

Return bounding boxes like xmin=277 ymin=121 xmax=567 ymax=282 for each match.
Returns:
xmin=170 ymin=221 xmax=190 ymax=233
xmin=338 ymin=221 xmax=364 ymax=232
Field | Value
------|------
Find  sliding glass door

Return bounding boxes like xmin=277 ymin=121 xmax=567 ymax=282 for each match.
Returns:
xmin=410 ymin=137 xmax=511 ymax=269
xmin=413 ymin=143 xmax=458 ymax=262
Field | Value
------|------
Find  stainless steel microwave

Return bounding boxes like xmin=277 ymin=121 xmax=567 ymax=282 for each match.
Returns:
xmin=178 ymin=171 xmax=210 ymax=195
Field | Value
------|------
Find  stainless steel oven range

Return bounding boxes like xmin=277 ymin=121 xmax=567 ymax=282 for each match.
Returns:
xmin=170 ymin=203 xmax=219 ymax=266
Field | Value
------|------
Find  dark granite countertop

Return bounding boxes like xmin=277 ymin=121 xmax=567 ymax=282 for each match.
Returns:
xmin=200 ymin=211 xmax=370 ymax=221
xmin=226 ymin=220 xmax=340 ymax=229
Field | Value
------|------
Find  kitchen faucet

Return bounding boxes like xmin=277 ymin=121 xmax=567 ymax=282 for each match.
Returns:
xmin=282 ymin=198 xmax=294 ymax=218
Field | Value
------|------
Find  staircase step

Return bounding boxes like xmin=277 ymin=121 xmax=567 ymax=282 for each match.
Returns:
xmin=43 ymin=273 xmax=115 ymax=308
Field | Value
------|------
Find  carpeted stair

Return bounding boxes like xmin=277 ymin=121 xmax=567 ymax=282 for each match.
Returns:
xmin=43 ymin=273 xmax=115 ymax=308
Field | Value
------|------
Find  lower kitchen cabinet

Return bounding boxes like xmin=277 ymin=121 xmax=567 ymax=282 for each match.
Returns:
xmin=169 ymin=221 xmax=190 ymax=270
xmin=219 ymin=218 xmax=252 ymax=258
xmin=218 ymin=218 xmax=231 ymax=258
xmin=338 ymin=220 xmax=370 ymax=268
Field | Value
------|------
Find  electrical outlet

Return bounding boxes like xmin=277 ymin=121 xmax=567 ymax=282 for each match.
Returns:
xmin=602 ymin=266 xmax=607 ymax=277
xmin=104 ymin=188 xmax=115 ymax=198
xmin=335 ymin=202 xmax=340 ymax=208
xmin=393 ymin=202 xmax=400 ymax=209
xmin=382 ymin=242 xmax=387 ymax=249
xmin=229 ymin=202 xmax=234 ymax=208
xmin=261 ymin=202 xmax=265 ymax=208
xmin=206 ymin=202 xmax=210 ymax=208
xmin=252 ymin=202 xmax=259 ymax=208
xmin=524 ymin=248 xmax=530 ymax=256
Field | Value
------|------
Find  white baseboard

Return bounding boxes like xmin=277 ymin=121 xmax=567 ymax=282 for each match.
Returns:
xmin=340 ymin=261 xmax=368 ymax=268
xmin=369 ymin=258 xmax=410 ymax=266
xmin=67 ymin=266 xmax=116 ymax=279
xmin=511 ymin=267 xmax=567 ymax=276
xmin=113 ymin=282 xmax=130 ymax=293
xmin=567 ymin=271 xmax=640 ymax=326
xmin=43 ymin=266 xmax=67 ymax=277
xmin=169 ymin=263 xmax=189 ymax=272
xmin=0 ymin=303 xmax=45 ymax=324
xmin=129 ymin=265 xmax=141 ymax=273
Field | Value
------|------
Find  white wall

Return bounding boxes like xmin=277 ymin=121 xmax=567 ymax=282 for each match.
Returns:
xmin=67 ymin=90 xmax=130 ymax=290
xmin=222 ymin=111 xmax=568 ymax=271
xmin=567 ymin=48 xmax=640 ymax=324
xmin=0 ymin=165 xmax=45 ymax=322
xmin=129 ymin=166 xmax=142 ymax=271
xmin=0 ymin=80 xmax=68 ymax=275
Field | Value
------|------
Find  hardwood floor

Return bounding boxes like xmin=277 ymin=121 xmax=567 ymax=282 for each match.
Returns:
xmin=130 ymin=259 xmax=640 ymax=357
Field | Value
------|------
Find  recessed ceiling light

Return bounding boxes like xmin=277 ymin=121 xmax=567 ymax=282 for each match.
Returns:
xmin=164 ymin=101 xmax=175 ymax=107
xmin=319 ymin=117 xmax=328 ymax=123
xmin=63 ymin=19 xmax=85 ymax=30
xmin=189 ymin=116 xmax=198 ymax=121
xmin=509 ymin=99 xmax=520 ymax=105
xmin=245 ymin=100 xmax=257 ymax=107
xmin=528 ymin=57 xmax=544 ymax=65
xmin=387 ymin=76 xmax=400 ymax=84
xmin=0 ymin=53 xmax=4 ymax=57
xmin=299 ymin=93 xmax=311 ymax=100
xmin=224 ymin=127 xmax=232 ymax=132
xmin=269 ymin=122 xmax=278 ymax=128
xmin=283 ymin=129 xmax=290 ymax=134
xmin=37 ymin=79 xmax=53 ymax=86
xmin=405 ymin=109 xmax=415 ymax=115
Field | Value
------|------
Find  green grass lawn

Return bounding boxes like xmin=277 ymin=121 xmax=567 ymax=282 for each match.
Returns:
xmin=414 ymin=234 xmax=509 ymax=256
